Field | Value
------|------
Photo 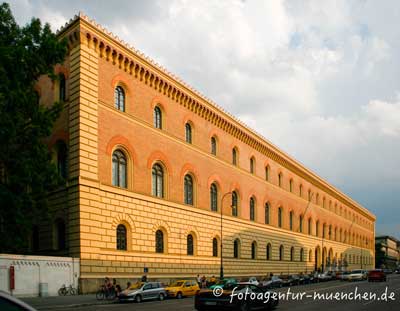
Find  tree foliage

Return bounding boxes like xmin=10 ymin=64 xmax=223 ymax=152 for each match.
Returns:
xmin=0 ymin=3 xmax=67 ymax=252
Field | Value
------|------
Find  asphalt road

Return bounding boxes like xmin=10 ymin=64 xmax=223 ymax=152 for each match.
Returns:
xmin=24 ymin=274 xmax=400 ymax=311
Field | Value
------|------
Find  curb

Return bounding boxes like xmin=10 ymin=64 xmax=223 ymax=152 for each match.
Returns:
xmin=35 ymin=301 xmax=115 ymax=310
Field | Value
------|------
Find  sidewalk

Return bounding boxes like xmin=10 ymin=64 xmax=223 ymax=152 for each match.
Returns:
xmin=21 ymin=294 xmax=114 ymax=310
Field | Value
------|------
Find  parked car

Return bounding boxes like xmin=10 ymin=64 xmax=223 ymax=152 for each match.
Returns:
xmin=368 ymin=269 xmax=387 ymax=282
xmin=290 ymin=274 xmax=301 ymax=285
xmin=301 ymin=274 xmax=313 ymax=284
xmin=261 ymin=276 xmax=283 ymax=289
xmin=383 ymin=268 xmax=393 ymax=274
xmin=0 ymin=291 xmax=37 ymax=310
xmin=347 ymin=270 xmax=367 ymax=281
xmin=208 ymin=278 xmax=237 ymax=290
xmin=195 ymin=282 xmax=279 ymax=311
xmin=165 ymin=280 xmax=200 ymax=299
xmin=118 ymin=282 xmax=167 ymax=303
xmin=340 ymin=271 xmax=351 ymax=281
xmin=248 ymin=277 xmax=259 ymax=286
xmin=317 ymin=272 xmax=333 ymax=282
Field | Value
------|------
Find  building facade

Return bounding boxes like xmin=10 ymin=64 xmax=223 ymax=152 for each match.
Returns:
xmin=375 ymin=236 xmax=399 ymax=270
xmin=35 ymin=14 xmax=376 ymax=292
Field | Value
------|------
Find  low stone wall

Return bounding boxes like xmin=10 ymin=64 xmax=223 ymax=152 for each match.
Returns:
xmin=0 ymin=254 xmax=80 ymax=297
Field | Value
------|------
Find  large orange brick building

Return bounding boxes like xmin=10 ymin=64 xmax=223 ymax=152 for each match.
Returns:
xmin=36 ymin=13 xmax=375 ymax=292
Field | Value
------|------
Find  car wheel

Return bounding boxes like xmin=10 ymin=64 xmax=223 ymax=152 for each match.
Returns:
xmin=135 ymin=295 xmax=142 ymax=303
xmin=159 ymin=293 xmax=165 ymax=301
xmin=177 ymin=292 xmax=183 ymax=299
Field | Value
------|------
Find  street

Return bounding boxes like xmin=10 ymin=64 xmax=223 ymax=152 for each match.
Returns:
xmin=23 ymin=274 xmax=400 ymax=311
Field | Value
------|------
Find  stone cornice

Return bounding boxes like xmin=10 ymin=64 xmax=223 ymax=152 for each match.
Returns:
xmin=57 ymin=13 xmax=375 ymax=222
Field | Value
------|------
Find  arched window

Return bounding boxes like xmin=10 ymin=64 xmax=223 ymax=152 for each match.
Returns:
xmin=114 ymin=86 xmax=125 ymax=111
xmin=278 ymin=207 xmax=283 ymax=228
xmin=279 ymin=245 xmax=284 ymax=261
xmin=308 ymin=218 xmax=312 ymax=235
xmin=232 ymin=148 xmax=237 ymax=166
xmin=322 ymin=223 xmax=326 ymax=238
xmin=278 ymin=173 xmax=283 ymax=187
xmin=329 ymin=225 xmax=332 ymax=240
xmin=249 ymin=197 xmax=255 ymax=221
xmin=265 ymin=166 xmax=270 ymax=181
xmin=112 ymin=150 xmax=127 ymax=188
xmin=299 ymin=184 xmax=303 ymax=197
xmin=155 ymin=230 xmax=164 ymax=253
xmin=289 ymin=179 xmax=293 ymax=192
xmin=266 ymin=243 xmax=272 ymax=260
xmin=290 ymin=247 xmax=295 ymax=261
xmin=152 ymin=164 xmax=164 ymax=198
xmin=212 ymin=238 xmax=218 ymax=257
xmin=116 ymin=224 xmax=127 ymax=250
xmin=184 ymin=174 xmax=194 ymax=205
xmin=289 ymin=211 xmax=294 ymax=230
xmin=211 ymin=137 xmax=217 ymax=155
xmin=154 ymin=106 xmax=162 ymax=129
xmin=56 ymin=141 xmax=68 ymax=179
xmin=232 ymin=191 xmax=238 ymax=217
xmin=187 ymin=234 xmax=194 ymax=255
xmin=265 ymin=203 xmax=270 ymax=225
xmin=59 ymin=74 xmax=66 ymax=101
xmin=250 ymin=157 xmax=255 ymax=174
xmin=308 ymin=189 xmax=312 ymax=201
xmin=299 ymin=215 xmax=303 ymax=233
xmin=315 ymin=221 xmax=320 ymax=237
xmin=323 ymin=197 xmax=326 ymax=208
xmin=300 ymin=248 xmax=304 ymax=262
xmin=309 ymin=249 xmax=312 ymax=262
xmin=185 ymin=123 xmax=192 ymax=143
xmin=233 ymin=239 xmax=240 ymax=258
xmin=316 ymin=193 xmax=320 ymax=205
xmin=251 ymin=241 xmax=257 ymax=260
xmin=210 ymin=183 xmax=218 ymax=212
xmin=54 ymin=219 xmax=66 ymax=251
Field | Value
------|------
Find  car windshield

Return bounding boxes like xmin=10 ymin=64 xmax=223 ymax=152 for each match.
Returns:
xmin=217 ymin=281 xmax=236 ymax=290
xmin=351 ymin=270 xmax=362 ymax=274
xmin=169 ymin=281 xmax=184 ymax=287
xmin=129 ymin=282 xmax=144 ymax=290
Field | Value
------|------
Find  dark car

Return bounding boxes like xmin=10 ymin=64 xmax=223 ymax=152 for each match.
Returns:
xmin=0 ymin=291 xmax=37 ymax=310
xmin=195 ymin=283 xmax=278 ymax=311
xmin=280 ymin=275 xmax=299 ymax=287
xmin=383 ymin=268 xmax=393 ymax=274
xmin=290 ymin=274 xmax=302 ymax=286
xmin=368 ymin=269 xmax=386 ymax=282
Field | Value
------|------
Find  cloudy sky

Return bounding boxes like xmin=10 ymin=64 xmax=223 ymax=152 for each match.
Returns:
xmin=10 ymin=0 xmax=400 ymax=239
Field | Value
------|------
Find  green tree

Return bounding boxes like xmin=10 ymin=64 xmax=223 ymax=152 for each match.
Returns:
xmin=0 ymin=3 xmax=67 ymax=252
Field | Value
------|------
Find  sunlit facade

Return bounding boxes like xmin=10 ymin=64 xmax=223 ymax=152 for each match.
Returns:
xmin=36 ymin=14 xmax=375 ymax=292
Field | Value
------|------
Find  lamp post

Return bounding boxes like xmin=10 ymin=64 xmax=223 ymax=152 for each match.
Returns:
xmin=220 ymin=191 xmax=232 ymax=280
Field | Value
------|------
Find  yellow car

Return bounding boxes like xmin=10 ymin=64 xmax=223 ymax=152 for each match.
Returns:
xmin=165 ymin=280 xmax=200 ymax=298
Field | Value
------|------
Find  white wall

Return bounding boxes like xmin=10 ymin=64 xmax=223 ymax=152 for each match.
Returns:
xmin=0 ymin=254 xmax=79 ymax=297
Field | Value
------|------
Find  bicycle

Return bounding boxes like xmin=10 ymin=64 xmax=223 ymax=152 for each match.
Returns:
xmin=96 ymin=285 xmax=116 ymax=300
xmin=58 ymin=284 xmax=78 ymax=296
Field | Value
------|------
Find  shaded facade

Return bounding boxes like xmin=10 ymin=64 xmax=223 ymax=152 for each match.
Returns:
xmin=35 ymin=14 xmax=376 ymax=292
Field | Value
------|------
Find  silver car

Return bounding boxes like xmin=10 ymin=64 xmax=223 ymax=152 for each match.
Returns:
xmin=118 ymin=282 xmax=166 ymax=303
